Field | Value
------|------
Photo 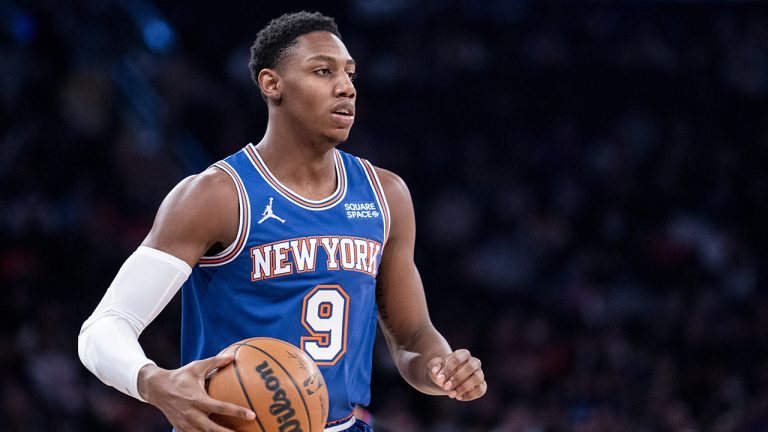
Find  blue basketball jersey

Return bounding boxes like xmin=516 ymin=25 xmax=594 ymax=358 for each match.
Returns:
xmin=180 ymin=143 xmax=389 ymax=431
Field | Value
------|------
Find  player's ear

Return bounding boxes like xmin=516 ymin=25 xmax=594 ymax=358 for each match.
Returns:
xmin=258 ymin=69 xmax=281 ymax=103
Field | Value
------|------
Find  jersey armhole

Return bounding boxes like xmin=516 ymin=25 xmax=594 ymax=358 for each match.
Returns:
xmin=357 ymin=158 xmax=391 ymax=246
xmin=198 ymin=161 xmax=251 ymax=267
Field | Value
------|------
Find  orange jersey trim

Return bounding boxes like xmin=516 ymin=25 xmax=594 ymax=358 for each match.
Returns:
xmin=325 ymin=411 xmax=355 ymax=427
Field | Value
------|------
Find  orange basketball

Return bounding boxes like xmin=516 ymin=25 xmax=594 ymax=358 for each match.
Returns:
xmin=206 ymin=337 xmax=329 ymax=432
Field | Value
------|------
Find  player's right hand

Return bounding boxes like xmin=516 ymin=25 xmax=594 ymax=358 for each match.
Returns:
xmin=138 ymin=353 xmax=256 ymax=432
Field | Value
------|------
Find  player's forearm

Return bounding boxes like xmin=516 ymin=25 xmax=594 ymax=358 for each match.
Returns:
xmin=393 ymin=326 xmax=452 ymax=395
xmin=79 ymin=313 xmax=157 ymax=400
xmin=78 ymin=246 xmax=191 ymax=400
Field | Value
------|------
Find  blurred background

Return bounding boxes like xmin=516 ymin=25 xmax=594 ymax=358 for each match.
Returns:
xmin=2 ymin=0 xmax=768 ymax=431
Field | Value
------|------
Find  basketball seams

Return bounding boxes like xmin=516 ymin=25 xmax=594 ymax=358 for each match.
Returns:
xmin=231 ymin=344 xmax=267 ymax=432
xmin=240 ymin=342 xmax=316 ymax=432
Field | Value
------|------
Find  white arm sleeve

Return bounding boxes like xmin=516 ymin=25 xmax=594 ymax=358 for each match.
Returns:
xmin=78 ymin=246 xmax=192 ymax=402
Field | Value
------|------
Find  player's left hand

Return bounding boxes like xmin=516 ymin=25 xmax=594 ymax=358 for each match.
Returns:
xmin=427 ymin=349 xmax=486 ymax=401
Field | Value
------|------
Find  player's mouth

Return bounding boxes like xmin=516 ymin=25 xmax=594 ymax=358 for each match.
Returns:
xmin=331 ymin=103 xmax=355 ymax=126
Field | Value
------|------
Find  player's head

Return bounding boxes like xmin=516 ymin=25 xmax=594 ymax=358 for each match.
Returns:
xmin=250 ymin=11 xmax=356 ymax=145
xmin=249 ymin=12 xmax=341 ymax=83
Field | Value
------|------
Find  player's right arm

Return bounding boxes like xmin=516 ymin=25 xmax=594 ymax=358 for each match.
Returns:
xmin=77 ymin=167 xmax=256 ymax=432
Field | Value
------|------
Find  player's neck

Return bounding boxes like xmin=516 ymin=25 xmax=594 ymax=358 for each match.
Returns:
xmin=255 ymin=126 xmax=338 ymax=200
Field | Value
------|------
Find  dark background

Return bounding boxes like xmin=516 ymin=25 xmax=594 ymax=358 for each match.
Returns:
xmin=2 ymin=1 xmax=768 ymax=430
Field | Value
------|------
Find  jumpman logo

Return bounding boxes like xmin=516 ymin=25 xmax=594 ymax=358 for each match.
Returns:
xmin=258 ymin=197 xmax=286 ymax=224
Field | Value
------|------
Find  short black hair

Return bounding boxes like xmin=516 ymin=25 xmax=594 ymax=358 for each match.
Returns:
xmin=249 ymin=11 xmax=341 ymax=85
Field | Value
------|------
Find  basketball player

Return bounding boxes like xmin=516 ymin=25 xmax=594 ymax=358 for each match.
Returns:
xmin=79 ymin=11 xmax=486 ymax=431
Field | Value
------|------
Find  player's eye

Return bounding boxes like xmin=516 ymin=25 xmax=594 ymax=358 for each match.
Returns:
xmin=346 ymin=71 xmax=357 ymax=82
xmin=314 ymin=67 xmax=331 ymax=76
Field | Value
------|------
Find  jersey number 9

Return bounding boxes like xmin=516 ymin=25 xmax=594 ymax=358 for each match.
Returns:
xmin=301 ymin=285 xmax=349 ymax=365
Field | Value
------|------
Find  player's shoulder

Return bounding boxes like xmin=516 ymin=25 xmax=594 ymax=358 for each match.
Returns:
xmin=143 ymin=165 xmax=239 ymax=263
xmin=184 ymin=164 xmax=234 ymax=190
xmin=368 ymin=164 xmax=411 ymax=207
xmin=163 ymin=166 xmax=237 ymax=213
xmin=343 ymin=151 xmax=411 ymax=206
xmin=363 ymin=163 xmax=415 ymax=240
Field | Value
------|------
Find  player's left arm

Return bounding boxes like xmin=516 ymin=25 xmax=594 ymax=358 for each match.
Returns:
xmin=374 ymin=167 xmax=487 ymax=401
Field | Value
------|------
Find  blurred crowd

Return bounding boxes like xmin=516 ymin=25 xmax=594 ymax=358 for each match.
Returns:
xmin=2 ymin=1 xmax=768 ymax=431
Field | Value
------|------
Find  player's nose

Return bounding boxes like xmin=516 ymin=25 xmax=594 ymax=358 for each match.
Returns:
xmin=334 ymin=75 xmax=355 ymax=99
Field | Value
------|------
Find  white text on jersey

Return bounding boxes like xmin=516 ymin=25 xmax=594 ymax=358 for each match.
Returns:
xmin=250 ymin=236 xmax=382 ymax=281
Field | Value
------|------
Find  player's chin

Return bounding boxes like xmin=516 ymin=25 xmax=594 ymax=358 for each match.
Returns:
xmin=324 ymin=128 xmax=352 ymax=145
